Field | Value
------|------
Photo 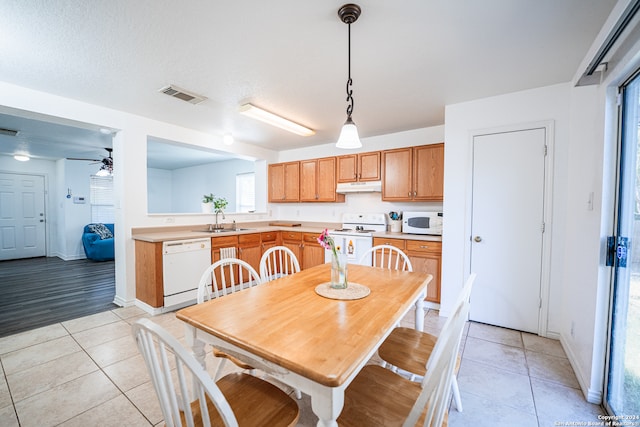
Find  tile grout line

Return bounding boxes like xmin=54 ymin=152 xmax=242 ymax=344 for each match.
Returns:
xmin=61 ymin=309 xmax=156 ymax=426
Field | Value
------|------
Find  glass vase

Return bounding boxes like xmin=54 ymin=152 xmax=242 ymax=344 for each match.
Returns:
xmin=331 ymin=253 xmax=348 ymax=289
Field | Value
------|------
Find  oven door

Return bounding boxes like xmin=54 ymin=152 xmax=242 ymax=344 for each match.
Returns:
xmin=327 ymin=234 xmax=374 ymax=266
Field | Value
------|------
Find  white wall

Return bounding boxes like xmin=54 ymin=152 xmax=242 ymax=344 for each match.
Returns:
xmin=443 ymin=83 xmax=571 ymax=334
xmin=59 ymin=159 xmax=99 ymax=259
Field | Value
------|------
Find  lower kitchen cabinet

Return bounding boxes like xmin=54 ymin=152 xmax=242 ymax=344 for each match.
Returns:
xmin=405 ymin=240 xmax=441 ymax=303
xmin=301 ymin=233 xmax=325 ymax=270
xmin=373 ymin=237 xmax=442 ymax=303
xmin=238 ymin=233 xmax=262 ymax=273
xmin=281 ymin=231 xmax=303 ymax=267
xmin=135 ymin=240 xmax=164 ymax=308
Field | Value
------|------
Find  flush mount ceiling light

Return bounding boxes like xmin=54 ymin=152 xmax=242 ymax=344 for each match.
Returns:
xmin=13 ymin=155 xmax=29 ymax=162
xmin=336 ymin=3 xmax=362 ymax=149
xmin=223 ymin=133 xmax=234 ymax=145
xmin=239 ymin=103 xmax=315 ymax=137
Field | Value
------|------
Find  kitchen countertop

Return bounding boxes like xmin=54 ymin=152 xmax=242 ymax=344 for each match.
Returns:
xmin=372 ymin=231 xmax=442 ymax=242
xmin=132 ymin=222 xmax=442 ymax=243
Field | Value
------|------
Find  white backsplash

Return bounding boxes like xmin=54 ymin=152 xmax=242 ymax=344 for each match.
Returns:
xmin=271 ymin=192 xmax=442 ymax=224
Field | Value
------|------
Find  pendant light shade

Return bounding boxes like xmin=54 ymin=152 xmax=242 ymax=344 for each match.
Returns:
xmin=336 ymin=4 xmax=362 ymax=149
xmin=336 ymin=116 xmax=361 ymax=149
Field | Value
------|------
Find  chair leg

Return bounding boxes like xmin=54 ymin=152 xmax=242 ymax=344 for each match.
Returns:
xmin=451 ymin=375 xmax=463 ymax=412
xmin=214 ymin=358 xmax=227 ymax=381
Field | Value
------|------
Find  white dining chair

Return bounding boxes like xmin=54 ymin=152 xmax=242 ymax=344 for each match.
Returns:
xmin=197 ymin=258 xmax=262 ymax=381
xmin=259 ymin=245 xmax=301 ymax=282
xmin=359 ymin=244 xmax=413 ymax=272
xmin=377 ymin=272 xmax=477 ymax=412
xmin=338 ymin=298 xmax=471 ymax=426
xmin=132 ymin=318 xmax=300 ymax=427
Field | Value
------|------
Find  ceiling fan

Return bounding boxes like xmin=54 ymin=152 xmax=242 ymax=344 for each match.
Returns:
xmin=67 ymin=148 xmax=113 ymax=176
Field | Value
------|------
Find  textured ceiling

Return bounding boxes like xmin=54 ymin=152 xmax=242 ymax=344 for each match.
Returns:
xmin=0 ymin=0 xmax=617 ymax=161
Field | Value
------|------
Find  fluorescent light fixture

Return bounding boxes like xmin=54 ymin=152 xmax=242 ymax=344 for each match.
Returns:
xmin=14 ymin=155 xmax=30 ymax=162
xmin=239 ymin=104 xmax=315 ymax=136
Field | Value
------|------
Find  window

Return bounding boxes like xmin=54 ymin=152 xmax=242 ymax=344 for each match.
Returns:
xmin=236 ymin=172 xmax=255 ymax=212
xmin=90 ymin=175 xmax=115 ymax=223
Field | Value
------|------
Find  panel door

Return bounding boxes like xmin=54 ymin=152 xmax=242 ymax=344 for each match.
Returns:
xmin=470 ymin=128 xmax=546 ymax=333
xmin=0 ymin=173 xmax=46 ymax=260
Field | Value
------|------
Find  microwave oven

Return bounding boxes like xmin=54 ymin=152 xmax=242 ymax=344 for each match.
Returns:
xmin=402 ymin=211 xmax=443 ymax=235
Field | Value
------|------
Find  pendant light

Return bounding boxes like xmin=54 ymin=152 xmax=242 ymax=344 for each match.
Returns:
xmin=336 ymin=4 xmax=362 ymax=149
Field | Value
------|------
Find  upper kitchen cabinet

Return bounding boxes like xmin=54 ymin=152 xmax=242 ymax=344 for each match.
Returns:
xmin=382 ymin=143 xmax=444 ymax=202
xmin=337 ymin=151 xmax=381 ymax=183
xmin=300 ymin=157 xmax=345 ymax=203
xmin=268 ymin=162 xmax=300 ymax=202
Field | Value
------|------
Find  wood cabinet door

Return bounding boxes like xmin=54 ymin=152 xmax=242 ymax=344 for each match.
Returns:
xmin=337 ymin=154 xmax=358 ymax=183
xmin=282 ymin=232 xmax=302 ymax=265
xmin=238 ymin=233 xmax=262 ymax=274
xmin=268 ymin=163 xmax=285 ymax=202
xmin=382 ymin=148 xmax=413 ymax=201
xmin=300 ymin=160 xmax=318 ymax=201
xmin=408 ymin=253 xmax=441 ymax=303
xmin=406 ymin=240 xmax=442 ymax=303
xmin=316 ymin=157 xmax=338 ymax=201
xmin=301 ymin=233 xmax=324 ymax=270
xmin=284 ymin=162 xmax=300 ymax=202
xmin=413 ymin=143 xmax=444 ymax=201
xmin=358 ymin=151 xmax=381 ymax=181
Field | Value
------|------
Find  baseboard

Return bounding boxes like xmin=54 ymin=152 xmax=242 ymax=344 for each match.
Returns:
xmin=52 ymin=252 xmax=86 ymax=261
xmin=560 ymin=333 xmax=603 ymax=404
xmin=113 ymin=295 xmax=135 ymax=308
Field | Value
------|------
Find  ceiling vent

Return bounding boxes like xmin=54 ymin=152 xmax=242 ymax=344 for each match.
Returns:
xmin=158 ymin=85 xmax=207 ymax=105
xmin=0 ymin=128 xmax=18 ymax=137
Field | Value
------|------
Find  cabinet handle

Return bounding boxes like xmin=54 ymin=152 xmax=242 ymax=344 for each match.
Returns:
xmin=408 ymin=192 xmax=411 ymax=197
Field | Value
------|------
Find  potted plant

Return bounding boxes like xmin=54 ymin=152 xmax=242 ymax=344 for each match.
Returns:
xmin=201 ymin=193 xmax=214 ymax=213
xmin=212 ymin=196 xmax=228 ymax=228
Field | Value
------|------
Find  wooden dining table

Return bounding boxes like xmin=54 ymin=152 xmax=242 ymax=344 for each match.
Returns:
xmin=176 ymin=263 xmax=431 ymax=427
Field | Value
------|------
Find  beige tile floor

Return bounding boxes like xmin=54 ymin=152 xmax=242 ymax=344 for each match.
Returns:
xmin=0 ymin=306 xmax=604 ymax=426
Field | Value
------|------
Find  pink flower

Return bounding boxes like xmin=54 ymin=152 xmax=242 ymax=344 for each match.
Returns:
xmin=317 ymin=228 xmax=338 ymax=257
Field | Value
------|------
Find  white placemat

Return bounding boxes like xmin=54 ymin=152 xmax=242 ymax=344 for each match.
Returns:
xmin=314 ymin=282 xmax=371 ymax=300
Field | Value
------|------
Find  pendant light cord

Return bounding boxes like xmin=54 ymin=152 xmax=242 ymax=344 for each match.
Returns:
xmin=345 ymin=23 xmax=354 ymax=119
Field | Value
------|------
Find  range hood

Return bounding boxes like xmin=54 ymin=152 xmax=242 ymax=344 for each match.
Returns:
xmin=336 ymin=181 xmax=382 ymax=193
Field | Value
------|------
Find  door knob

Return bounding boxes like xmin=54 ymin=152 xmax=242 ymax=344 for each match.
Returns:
xmin=473 ymin=236 xmax=482 ymax=242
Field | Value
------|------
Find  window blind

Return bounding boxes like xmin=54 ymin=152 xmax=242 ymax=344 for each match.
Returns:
xmin=90 ymin=175 xmax=115 ymax=223
xmin=236 ymin=172 xmax=255 ymax=213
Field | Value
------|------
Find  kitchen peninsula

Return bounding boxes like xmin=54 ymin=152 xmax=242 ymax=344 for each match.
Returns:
xmin=132 ymin=221 xmax=442 ymax=314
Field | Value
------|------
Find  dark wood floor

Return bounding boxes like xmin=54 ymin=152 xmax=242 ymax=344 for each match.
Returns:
xmin=0 ymin=256 xmax=116 ymax=338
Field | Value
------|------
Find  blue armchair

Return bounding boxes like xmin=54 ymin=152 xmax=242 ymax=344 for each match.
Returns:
xmin=82 ymin=223 xmax=115 ymax=261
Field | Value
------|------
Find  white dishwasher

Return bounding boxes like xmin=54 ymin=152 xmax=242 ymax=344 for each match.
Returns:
xmin=162 ymin=238 xmax=211 ymax=309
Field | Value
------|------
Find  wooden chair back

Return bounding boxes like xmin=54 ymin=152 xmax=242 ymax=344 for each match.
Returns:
xmin=404 ymin=300 xmax=471 ymax=427
xmin=132 ymin=318 xmax=239 ymax=427
xmin=360 ymin=244 xmax=413 ymax=271
xmin=197 ymin=258 xmax=261 ymax=303
xmin=259 ymin=245 xmax=301 ymax=282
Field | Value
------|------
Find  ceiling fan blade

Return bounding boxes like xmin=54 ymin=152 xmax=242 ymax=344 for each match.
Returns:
xmin=66 ymin=157 xmax=102 ymax=161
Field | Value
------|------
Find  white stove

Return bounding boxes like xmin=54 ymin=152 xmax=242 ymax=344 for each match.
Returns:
xmin=326 ymin=213 xmax=387 ymax=266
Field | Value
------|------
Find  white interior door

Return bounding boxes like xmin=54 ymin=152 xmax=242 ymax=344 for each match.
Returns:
xmin=470 ymin=128 xmax=546 ymax=333
xmin=0 ymin=173 xmax=46 ymax=260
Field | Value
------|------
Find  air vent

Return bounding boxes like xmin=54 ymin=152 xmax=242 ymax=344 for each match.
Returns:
xmin=0 ymin=128 xmax=18 ymax=137
xmin=158 ymin=85 xmax=207 ymax=105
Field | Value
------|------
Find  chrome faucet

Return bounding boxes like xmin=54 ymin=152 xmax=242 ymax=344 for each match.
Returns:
xmin=214 ymin=210 xmax=225 ymax=229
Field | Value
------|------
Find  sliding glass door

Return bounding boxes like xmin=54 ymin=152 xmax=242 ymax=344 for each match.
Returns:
xmin=606 ymin=71 xmax=640 ymax=416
